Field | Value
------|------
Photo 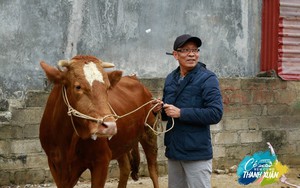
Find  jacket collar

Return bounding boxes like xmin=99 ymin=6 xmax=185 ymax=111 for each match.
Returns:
xmin=172 ymin=63 xmax=204 ymax=102
xmin=172 ymin=62 xmax=205 ymax=79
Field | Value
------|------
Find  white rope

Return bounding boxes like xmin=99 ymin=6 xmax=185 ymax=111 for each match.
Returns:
xmin=108 ymin=100 xmax=153 ymax=119
xmin=144 ymin=101 xmax=174 ymax=135
xmin=62 ymin=87 xmax=117 ymax=137
xmin=62 ymin=86 xmax=174 ymax=137
xmin=108 ymin=99 xmax=174 ymax=135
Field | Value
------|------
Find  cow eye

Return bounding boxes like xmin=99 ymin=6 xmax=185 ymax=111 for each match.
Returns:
xmin=75 ymin=85 xmax=81 ymax=90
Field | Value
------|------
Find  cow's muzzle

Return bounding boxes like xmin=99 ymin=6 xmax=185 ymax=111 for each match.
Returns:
xmin=91 ymin=121 xmax=117 ymax=140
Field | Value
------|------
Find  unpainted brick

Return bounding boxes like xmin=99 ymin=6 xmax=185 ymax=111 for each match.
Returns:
xmin=25 ymin=154 xmax=48 ymax=169
xmin=0 ymin=171 xmax=10 ymax=186
xmin=23 ymin=124 xmax=40 ymax=138
xmin=297 ymin=141 xmax=300 ymax=154
xmin=279 ymin=155 xmax=300 ymax=166
xmin=214 ymin=132 xmax=238 ymax=145
xmin=267 ymin=104 xmax=290 ymax=116
xmin=287 ymin=130 xmax=300 ymax=141
xmin=240 ymin=78 xmax=269 ymax=90
xmin=262 ymin=130 xmax=287 ymax=150
xmin=222 ymin=90 xmax=252 ymax=105
xmin=248 ymin=118 xmax=259 ymax=130
xmin=219 ymin=78 xmax=241 ymax=91
xmin=12 ymin=170 xmax=27 ymax=185
xmin=25 ymin=90 xmax=49 ymax=107
xmin=274 ymin=90 xmax=298 ymax=105
xmin=213 ymin=146 xmax=226 ymax=158
xmin=10 ymin=107 xmax=44 ymax=126
xmin=281 ymin=116 xmax=300 ymax=128
xmin=0 ymin=125 xmax=23 ymax=139
xmin=25 ymin=169 xmax=46 ymax=184
xmin=265 ymin=78 xmax=287 ymax=90
xmin=140 ymin=78 xmax=165 ymax=92
xmin=238 ymin=105 xmax=263 ymax=117
xmin=10 ymin=139 xmax=42 ymax=154
xmin=291 ymin=101 xmax=300 ymax=115
xmin=226 ymin=145 xmax=252 ymax=160
xmin=257 ymin=117 xmax=281 ymax=129
xmin=276 ymin=143 xmax=296 ymax=155
xmin=252 ymin=90 xmax=274 ymax=104
xmin=0 ymin=140 xmax=11 ymax=155
xmin=240 ymin=131 xmax=262 ymax=143
xmin=223 ymin=118 xmax=248 ymax=130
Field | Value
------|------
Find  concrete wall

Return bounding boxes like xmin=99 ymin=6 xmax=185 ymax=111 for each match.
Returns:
xmin=0 ymin=0 xmax=262 ymax=97
xmin=0 ymin=78 xmax=300 ymax=186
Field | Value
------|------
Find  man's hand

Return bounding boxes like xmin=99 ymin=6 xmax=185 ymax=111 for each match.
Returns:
xmin=163 ymin=104 xmax=180 ymax=118
xmin=152 ymin=99 xmax=163 ymax=113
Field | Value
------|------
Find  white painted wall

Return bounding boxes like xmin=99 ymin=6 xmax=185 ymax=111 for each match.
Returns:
xmin=0 ymin=0 xmax=262 ymax=97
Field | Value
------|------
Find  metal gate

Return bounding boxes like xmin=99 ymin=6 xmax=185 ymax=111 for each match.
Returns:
xmin=278 ymin=0 xmax=300 ymax=80
xmin=261 ymin=0 xmax=300 ymax=80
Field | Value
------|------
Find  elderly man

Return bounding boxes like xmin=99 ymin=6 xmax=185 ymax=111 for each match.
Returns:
xmin=153 ymin=34 xmax=223 ymax=188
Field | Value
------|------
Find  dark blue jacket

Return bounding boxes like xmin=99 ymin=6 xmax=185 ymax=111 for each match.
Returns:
xmin=162 ymin=62 xmax=223 ymax=161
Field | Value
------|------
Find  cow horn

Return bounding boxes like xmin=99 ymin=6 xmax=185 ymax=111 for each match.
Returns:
xmin=102 ymin=62 xmax=115 ymax=68
xmin=57 ymin=60 xmax=70 ymax=71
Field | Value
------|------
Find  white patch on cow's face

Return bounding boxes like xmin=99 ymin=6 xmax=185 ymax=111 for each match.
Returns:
xmin=83 ymin=62 xmax=104 ymax=86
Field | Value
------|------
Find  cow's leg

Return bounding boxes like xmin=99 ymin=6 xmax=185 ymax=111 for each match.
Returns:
xmin=129 ymin=143 xmax=140 ymax=181
xmin=117 ymin=142 xmax=141 ymax=188
xmin=116 ymin=153 xmax=131 ymax=188
xmin=140 ymin=127 xmax=159 ymax=188
xmin=48 ymin=159 xmax=85 ymax=188
xmin=90 ymin=157 xmax=111 ymax=188
xmin=67 ymin=163 xmax=87 ymax=187
xmin=48 ymin=160 xmax=61 ymax=187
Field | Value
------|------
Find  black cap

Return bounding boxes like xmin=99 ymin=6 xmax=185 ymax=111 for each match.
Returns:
xmin=173 ymin=34 xmax=202 ymax=50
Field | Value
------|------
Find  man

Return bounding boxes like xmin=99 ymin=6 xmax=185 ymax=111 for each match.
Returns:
xmin=152 ymin=34 xmax=223 ymax=188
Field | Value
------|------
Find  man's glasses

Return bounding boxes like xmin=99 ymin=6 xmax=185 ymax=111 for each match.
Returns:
xmin=176 ymin=48 xmax=200 ymax=54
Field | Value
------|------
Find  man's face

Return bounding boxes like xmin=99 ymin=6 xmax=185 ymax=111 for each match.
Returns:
xmin=173 ymin=41 xmax=199 ymax=72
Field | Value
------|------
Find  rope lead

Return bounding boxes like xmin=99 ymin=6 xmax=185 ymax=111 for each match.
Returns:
xmin=62 ymin=86 xmax=174 ymax=137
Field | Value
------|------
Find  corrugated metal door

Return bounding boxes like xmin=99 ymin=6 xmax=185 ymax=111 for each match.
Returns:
xmin=261 ymin=0 xmax=300 ymax=80
xmin=260 ymin=0 xmax=280 ymax=75
xmin=278 ymin=0 xmax=300 ymax=80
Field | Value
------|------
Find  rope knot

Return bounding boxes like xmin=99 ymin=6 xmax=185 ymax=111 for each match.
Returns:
xmin=67 ymin=107 xmax=73 ymax=116
xmin=97 ymin=119 xmax=103 ymax=125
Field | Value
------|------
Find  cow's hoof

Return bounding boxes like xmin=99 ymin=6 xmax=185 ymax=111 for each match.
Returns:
xmin=131 ymin=172 xmax=139 ymax=181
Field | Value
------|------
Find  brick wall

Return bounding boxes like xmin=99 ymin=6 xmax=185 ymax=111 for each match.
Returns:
xmin=0 ymin=77 xmax=299 ymax=185
xmin=214 ymin=78 xmax=300 ymax=168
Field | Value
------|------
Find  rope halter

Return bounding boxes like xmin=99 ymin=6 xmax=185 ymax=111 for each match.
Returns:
xmin=62 ymin=86 xmax=174 ymax=139
xmin=62 ymin=87 xmax=118 ymax=139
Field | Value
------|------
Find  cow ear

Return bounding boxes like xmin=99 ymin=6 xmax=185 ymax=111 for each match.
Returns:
xmin=107 ymin=70 xmax=122 ymax=88
xmin=40 ymin=61 xmax=64 ymax=83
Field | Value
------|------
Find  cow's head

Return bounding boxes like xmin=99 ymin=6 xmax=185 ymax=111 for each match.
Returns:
xmin=40 ymin=55 xmax=122 ymax=140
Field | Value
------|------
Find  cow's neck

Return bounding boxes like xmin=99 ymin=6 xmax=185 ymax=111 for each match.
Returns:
xmin=67 ymin=132 xmax=80 ymax=162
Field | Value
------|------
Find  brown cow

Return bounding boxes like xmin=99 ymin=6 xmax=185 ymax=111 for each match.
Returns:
xmin=39 ymin=55 xmax=159 ymax=188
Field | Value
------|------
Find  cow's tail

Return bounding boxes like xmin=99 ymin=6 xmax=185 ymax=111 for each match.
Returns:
xmin=129 ymin=143 xmax=140 ymax=181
